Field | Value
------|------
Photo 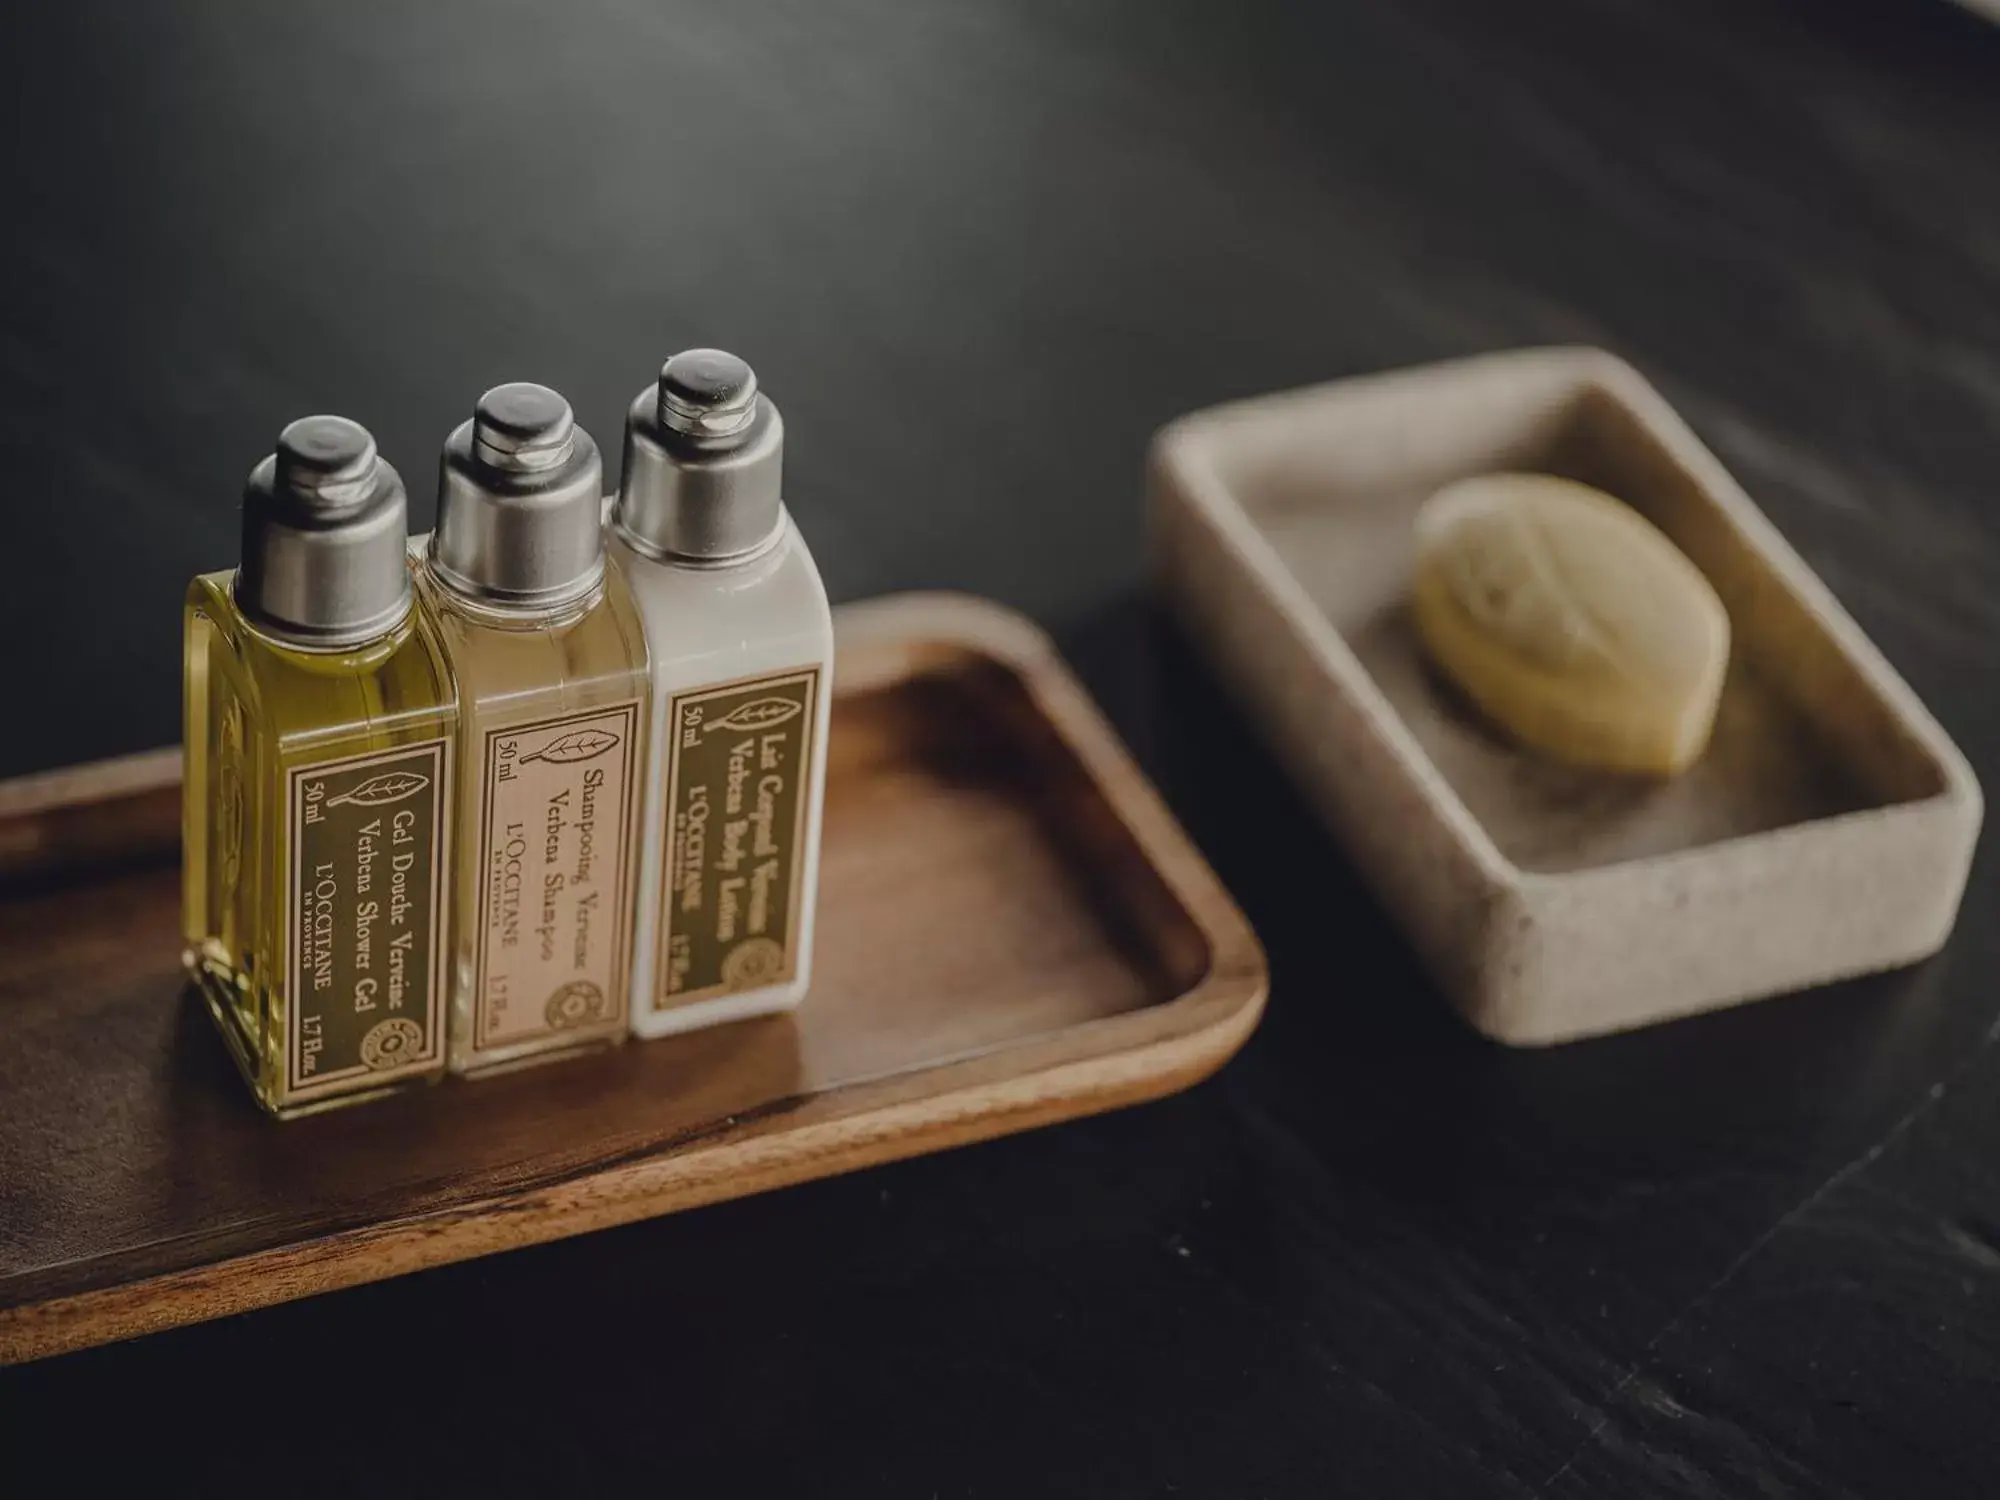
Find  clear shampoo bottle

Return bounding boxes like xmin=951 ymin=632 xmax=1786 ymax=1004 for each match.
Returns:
xmin=417 ymin=383 xmax=650 ymax=1074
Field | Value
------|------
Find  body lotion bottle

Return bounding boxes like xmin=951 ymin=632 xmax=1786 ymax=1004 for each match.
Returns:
xmin=609 ymin=349 xmax=834 ymax=1039
xmin=183 ymin=418 xmax=456 ymax=1116
xmin=418 ymin=383 xmax=650 ymax=1074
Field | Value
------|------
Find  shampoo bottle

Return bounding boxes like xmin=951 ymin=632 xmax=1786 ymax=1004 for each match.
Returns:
xmin=418 ymin=383 xmax=650 ymax=1074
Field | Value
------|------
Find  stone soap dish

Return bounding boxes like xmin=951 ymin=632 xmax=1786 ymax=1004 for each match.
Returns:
xmin=1150 ymin=347 xmax=1981 ymax=1045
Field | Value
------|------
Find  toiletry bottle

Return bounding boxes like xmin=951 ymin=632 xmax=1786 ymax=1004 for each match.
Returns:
xmin=609 ymin=350 xmax=834 ymax=1038
xmin=418 ymin=383 xmax=650 ymax=1074
xmin=183 ymin=417 xmax=456 ymax=1117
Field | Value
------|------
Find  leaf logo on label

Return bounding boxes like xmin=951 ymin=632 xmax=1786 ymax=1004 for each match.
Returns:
xmin=702 ymin=697 xmax=801 ymax=737
xmin=521 ymin=728 xmax=621 ymax=765
xmin=326 ymin=771 xmax=430 ymax=808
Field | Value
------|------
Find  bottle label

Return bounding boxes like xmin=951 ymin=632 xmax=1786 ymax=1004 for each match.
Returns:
xmin=472 ymin=702 xmax=641 ymax=1053
xmin=655 ymin=667 xmax=821 ymax=1010
xmin=286 ymin=740 xmax=449 ymax=1098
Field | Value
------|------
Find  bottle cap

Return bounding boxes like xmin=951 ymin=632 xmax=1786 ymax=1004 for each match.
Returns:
xmin=613 ymin=349 xmax=785 ymax=564
xmin=235 ymin=415 xmax=414 ymax=648
xmin=429 ymin=382 xmax=606 ymax=610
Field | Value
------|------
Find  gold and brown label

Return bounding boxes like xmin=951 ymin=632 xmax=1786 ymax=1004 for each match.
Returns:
xmin=286 ymin=740 xmax=449 ymax=1097
xmin=472 ymin=702 xmax=640 ymax=1053
xmin=655 ymin=667 xmax=820 ymax=1010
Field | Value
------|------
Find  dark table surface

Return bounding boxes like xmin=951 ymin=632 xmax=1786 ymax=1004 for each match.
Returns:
xmin=4 ymin=0 xmax=2000 ymax=1494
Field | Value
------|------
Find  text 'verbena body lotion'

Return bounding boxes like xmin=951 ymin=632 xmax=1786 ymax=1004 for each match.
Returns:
xmin=609 ymin=350 xmax=834 ymax=1039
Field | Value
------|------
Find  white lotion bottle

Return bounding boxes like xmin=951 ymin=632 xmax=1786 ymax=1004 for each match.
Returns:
xmin=609 ymin=349 xmax=834 ymax=1039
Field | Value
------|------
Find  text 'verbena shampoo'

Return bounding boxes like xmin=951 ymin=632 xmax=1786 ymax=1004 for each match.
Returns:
xmin=417 ymin=383 xmax=650 ymax=1075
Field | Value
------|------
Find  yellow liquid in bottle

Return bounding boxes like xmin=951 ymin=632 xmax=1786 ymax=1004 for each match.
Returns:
xmin=182 ymin=570 xmax=457 ymax=1116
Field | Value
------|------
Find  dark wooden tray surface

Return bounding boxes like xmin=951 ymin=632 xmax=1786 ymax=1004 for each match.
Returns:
xmin=0 ymin=593 xmax=1265 ymax=1364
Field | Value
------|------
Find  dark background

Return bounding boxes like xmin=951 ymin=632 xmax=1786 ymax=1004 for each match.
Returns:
xmin=4 ymin=0 xmax=2000 ymax=1494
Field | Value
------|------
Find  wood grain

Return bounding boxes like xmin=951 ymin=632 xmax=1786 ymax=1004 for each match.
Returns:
xmin=0 ymin=593 xmax=1266 ymax=1365
xmin=0 ymin=748 xmax=183 ymax=887
xmin=5 ymin=1 xmax=1999 ymax=1492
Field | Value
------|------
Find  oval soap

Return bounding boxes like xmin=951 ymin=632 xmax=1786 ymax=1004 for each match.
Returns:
xmin=1410 ymin=473 xmax=1730 ymax=777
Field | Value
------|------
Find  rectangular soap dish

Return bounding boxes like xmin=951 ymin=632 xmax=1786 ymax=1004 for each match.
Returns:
xmin=1151 ymin=347 xmax=1980 ymax=1045
xmin=0 ymin=593 xmax=1265 ymax=1365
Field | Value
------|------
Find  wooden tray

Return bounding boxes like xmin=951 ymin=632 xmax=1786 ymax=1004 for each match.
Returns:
xmin=0 ymin=592 xmax=1265 ymax=1365
xmin=1151 ymin=348 xmax=1978 ymax=1045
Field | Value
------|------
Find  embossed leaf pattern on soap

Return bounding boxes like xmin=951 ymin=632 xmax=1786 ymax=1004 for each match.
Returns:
xmin=521 ymin=728 xmax=621 ymax=765
xmin=703 ymin=697 xmax=801 ymax=736
xmin=1411 ymin=473 xmax=1731 ymax=777
xmin=326 ymin=771 xmax=430 ymax=807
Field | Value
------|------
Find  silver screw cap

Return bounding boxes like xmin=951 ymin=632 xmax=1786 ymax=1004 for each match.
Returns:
xmin=614 ymin=349 xmax=785 ymax=564
xmin=429 ymin=382 xmax=606 ymax=610
xmin=235 ymin=416 xmax=413 ymax=648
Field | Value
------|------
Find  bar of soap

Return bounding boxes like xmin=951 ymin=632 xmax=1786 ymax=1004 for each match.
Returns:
xmin=1410 ymin=474 xmax=1730 ymax=776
